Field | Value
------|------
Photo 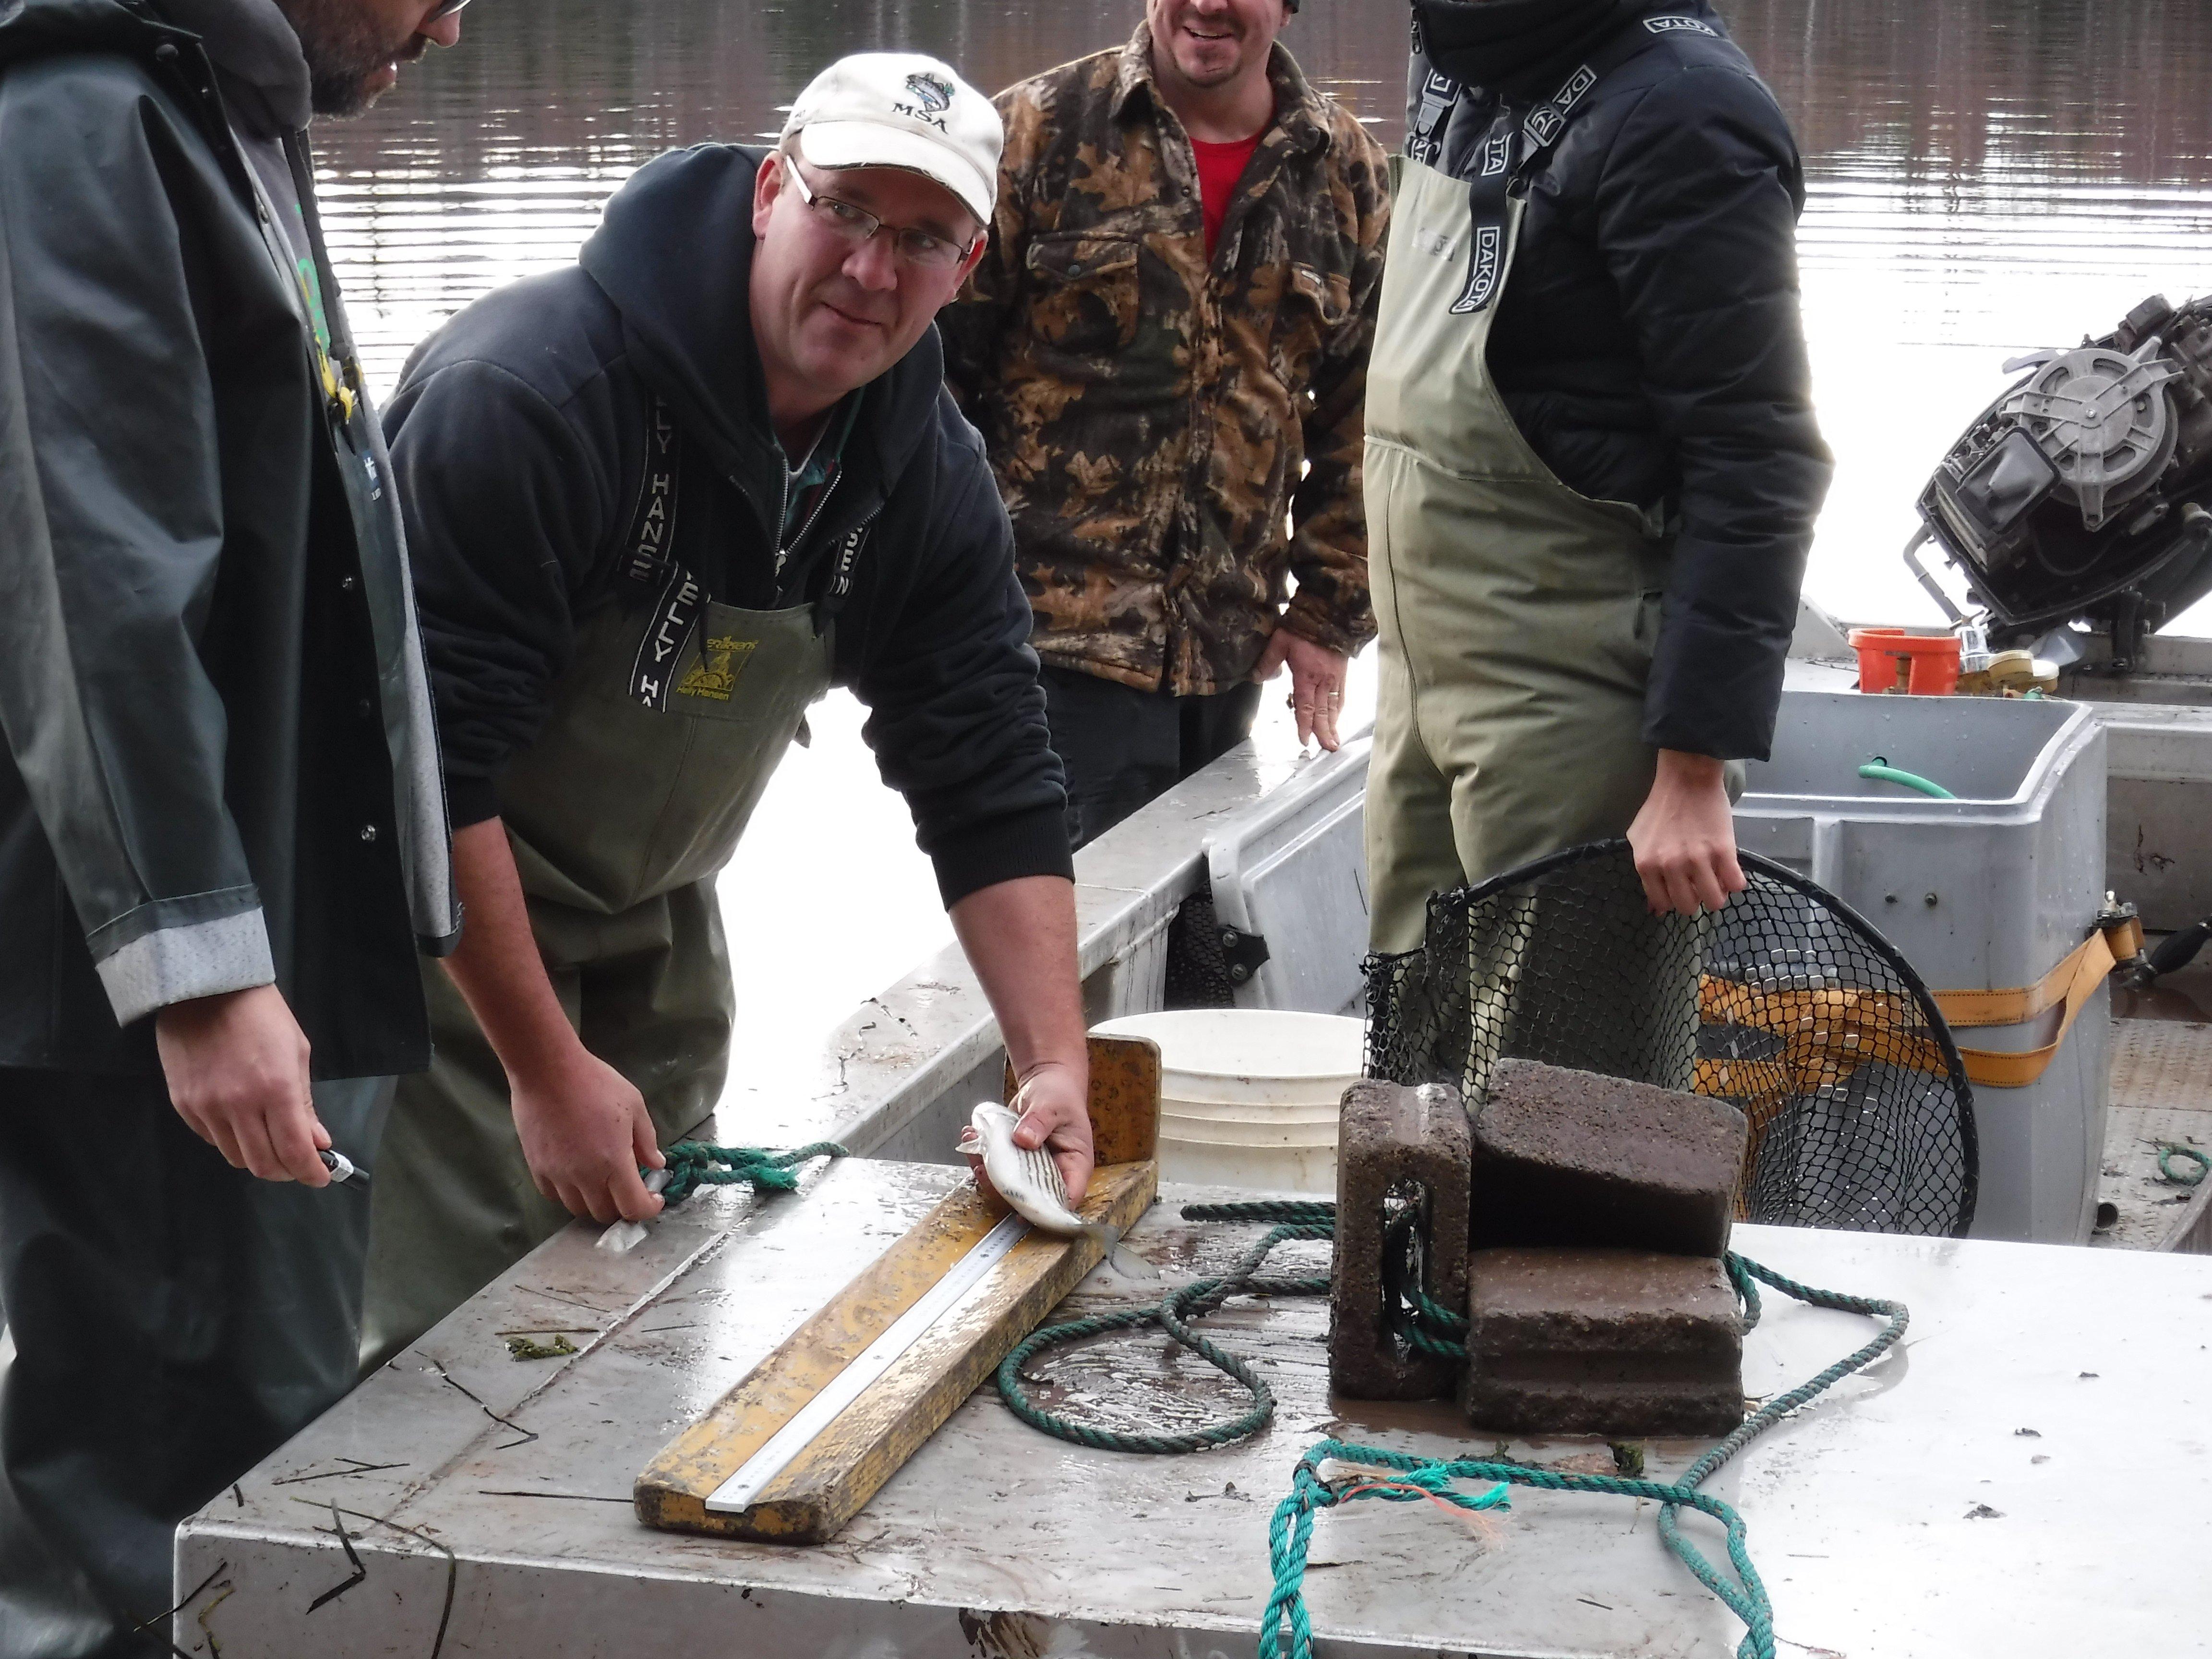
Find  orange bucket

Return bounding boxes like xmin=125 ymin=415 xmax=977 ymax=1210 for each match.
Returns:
xmin=1848 ymin=628 xmax=1960 ymax=696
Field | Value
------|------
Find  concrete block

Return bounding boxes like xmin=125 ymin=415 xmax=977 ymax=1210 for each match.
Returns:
xmin=1330 ymin=1079 xmax=1470 ymax=1401
xmin=1461 ymin=1248 xmax=1744 ymax=1437
xmin=1470 ymin=1059 xmax=1749 ymax=1258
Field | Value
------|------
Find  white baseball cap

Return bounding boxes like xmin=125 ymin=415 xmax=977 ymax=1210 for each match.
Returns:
xmin=781 ymin=53 xmax=1002 ymax=227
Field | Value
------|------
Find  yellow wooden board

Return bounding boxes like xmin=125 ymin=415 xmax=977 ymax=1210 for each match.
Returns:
xmin=636 ymin=1034 xmax=1162 ymax=1543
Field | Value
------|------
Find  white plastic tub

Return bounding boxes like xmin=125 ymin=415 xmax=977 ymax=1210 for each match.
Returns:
xmin=1090 ymin=1010 xmax=1364 ymax=1194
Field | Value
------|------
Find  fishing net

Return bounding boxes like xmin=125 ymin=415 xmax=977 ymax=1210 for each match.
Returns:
xmin=1364 ymin=840 xmax=1978 ymax=1238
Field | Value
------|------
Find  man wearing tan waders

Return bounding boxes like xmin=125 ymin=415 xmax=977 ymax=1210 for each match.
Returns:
xmin=1362 ymin=0 xmax=1831 ymax=985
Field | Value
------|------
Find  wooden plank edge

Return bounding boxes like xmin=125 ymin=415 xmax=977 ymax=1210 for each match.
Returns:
xmin=632 ymin=1183 xmax=1002 ymax=1523
xmin=637 ymin=1160 xmax=1157 ymax=1540
xmin=737 ymin=1162 xmax=1159 ymax=1542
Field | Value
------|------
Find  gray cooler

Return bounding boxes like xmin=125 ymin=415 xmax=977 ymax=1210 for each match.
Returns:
xmin=1735 ymin=690 xmax=2108 ymax=1243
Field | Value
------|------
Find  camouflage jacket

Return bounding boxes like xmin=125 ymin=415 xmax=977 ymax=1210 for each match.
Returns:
xmin=940 ymin=28 xmax=1388 ymax=696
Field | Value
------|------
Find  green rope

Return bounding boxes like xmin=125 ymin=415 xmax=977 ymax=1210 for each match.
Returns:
xmin=997 ymin=1199 xmax=1469 ymax=1451
xmin=997 ymin=1214 xmax=1333 ymax=1453
xmin=2157 ymin=1142 xmax=2210 ymax=1187
xmin=989 ymin=1199 xmax=1906 ymax=1659
xmin=654 ymin=1141 xmax=847 ymax=1206
xmin=1259 ymin=1236 xmax=1910 ymax=1659
xmin=1402 ymin=1287 xmax=1470 ymax=1358
xmin=1178 ymin=1200 xmax=1338 ymax=1226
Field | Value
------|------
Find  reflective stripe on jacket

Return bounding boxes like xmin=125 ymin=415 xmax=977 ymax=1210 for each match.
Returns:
xmin=0 ymin=0 xmax=455 ymax=1075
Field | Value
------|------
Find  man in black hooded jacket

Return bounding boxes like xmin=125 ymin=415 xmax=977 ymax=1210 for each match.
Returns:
xmin=0 ymin=0 xmax=466 ymax=1650
xmin=364 ymin=54 xmax=1096 ymax=1361
xmin=1362 ymin=0 xmax=1832 ymax=955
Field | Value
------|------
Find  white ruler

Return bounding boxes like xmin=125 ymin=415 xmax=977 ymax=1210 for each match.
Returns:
xmin=704 ymin=1212 xmax=1033 ymax=1514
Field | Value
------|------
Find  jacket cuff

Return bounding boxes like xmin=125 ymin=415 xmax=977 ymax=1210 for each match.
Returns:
xmin=95 ymin=908 xmax=276 ymax=1027
xmin=1280 ymin=593 xmax=1374 ymax=660
xmin=445 ymin=772 xmax=503 ymax=830
xmin=929 ymin=804 xmax=1074 ymax=909
xmin=1642 ymin=617 xmax=1792 ymax=761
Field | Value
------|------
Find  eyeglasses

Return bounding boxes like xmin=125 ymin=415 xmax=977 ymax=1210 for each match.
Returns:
xmin=425 ymin=0 xmax=473 ymax=20
xmin=782 ymin=157 xmax=977 ymax=272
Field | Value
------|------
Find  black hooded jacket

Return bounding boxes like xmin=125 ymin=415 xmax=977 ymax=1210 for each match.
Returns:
xmin=1406 ymin=0 xmax=1832 ymax=759
xmin=386 ymin=144 xmax=1069 ymax=907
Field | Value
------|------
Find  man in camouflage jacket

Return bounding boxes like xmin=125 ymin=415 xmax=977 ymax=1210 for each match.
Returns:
xmin=942 ymin=0 xmax=1387 ymax=847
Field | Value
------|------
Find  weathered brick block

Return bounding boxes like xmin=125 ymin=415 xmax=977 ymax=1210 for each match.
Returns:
xmin=1470 ymin=1059 xmax=1748 ymax=1258
xmin=1461 ymin=1248 xmax=1744 ymax=1437
xmin=1330 ymin=1079 xmax=1470 ymax=1401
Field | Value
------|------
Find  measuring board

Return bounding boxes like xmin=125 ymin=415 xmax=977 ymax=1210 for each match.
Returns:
xmin=635 ymin=1035 xmax=1162 ymax=1542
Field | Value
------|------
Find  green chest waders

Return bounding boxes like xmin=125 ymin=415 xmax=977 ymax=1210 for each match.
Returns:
xmin=364 ymin=426 xmax=849 ymax=1367
xmin=1362 ymin=144 xmax=1708 ymax=1095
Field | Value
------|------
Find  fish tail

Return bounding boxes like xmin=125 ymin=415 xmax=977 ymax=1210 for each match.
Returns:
xmin=1086 ymin=1223 xmax=1159 ymax=1281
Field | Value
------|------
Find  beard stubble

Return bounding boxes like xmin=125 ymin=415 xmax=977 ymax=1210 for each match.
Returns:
xmin=274 ymin=0 xmax=429 ymax=117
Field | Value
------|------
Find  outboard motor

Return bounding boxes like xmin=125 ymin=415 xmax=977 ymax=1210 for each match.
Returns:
xmin=1909 ymin=292 xmax=2212 ymax=671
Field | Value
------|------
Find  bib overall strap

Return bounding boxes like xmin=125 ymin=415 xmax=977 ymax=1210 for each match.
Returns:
xmin=811 ymin=514 xmax=878 ymax=632
xmin=616 ymin=399 xmax=701 ymax=711
xmin=1411 ymin=17 xmax=1681 ymax=316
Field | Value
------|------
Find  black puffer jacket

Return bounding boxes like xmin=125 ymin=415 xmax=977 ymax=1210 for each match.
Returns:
xmin=1407 ymin=0 xmax=1832 ymax=759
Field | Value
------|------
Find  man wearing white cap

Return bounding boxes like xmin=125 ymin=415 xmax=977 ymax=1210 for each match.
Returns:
xmin=363 ymin=54 xmax=1093 ymax=1360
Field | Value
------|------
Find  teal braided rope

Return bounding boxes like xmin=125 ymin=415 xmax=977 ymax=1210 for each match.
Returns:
xmin=1261 ymin=1441 xmax=1768 ymax=1659
xmin=1261 ymin=1443 xmax=1514 ymax=1659
xmin=1257 ymin=1237 xmax=1910 ymax=1659
xmin=655 ymin=1141 xmax=847 ymax=1206
xmin=997 ymin=1218 xmax=1333 ymax=1453
xmin=2158 ymin=1142 xmax=2210 ymax=1187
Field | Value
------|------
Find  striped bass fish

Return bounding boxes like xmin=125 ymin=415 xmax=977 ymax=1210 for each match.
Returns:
xmin=957 ymin=1102 xmax=1154 ymax=1278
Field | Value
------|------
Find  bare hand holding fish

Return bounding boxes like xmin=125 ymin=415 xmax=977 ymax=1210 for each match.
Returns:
xmin=958 ymin=1102 xmax=1154 ymax=1278
xmin=961 ymin=1062 xmax=1093 ymax=1212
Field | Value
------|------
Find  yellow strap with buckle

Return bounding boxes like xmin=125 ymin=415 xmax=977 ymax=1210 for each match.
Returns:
xmin=1697 ymin=916 xmax=2140 ymax=1097
xmin=1934 ymin=917 xmax=2139 ymax=1088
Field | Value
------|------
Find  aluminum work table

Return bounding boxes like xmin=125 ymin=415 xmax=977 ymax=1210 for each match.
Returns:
xmin=175 ymin=1157 xmax=2212 ymax=1658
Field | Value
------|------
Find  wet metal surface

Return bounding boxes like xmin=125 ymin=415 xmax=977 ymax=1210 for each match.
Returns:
xmin=2091 ymin=1018 xmax=2212 ymax=1250
xmin=178 ymin=1160 xmax=2212 ymax=1658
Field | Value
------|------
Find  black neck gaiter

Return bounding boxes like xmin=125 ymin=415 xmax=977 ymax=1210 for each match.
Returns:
xmin=1412 ymin=0 xmax=1643 ymax=100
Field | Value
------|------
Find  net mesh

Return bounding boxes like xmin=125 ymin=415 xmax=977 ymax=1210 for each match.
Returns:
xmin=1364 ymin=840 xmax=1978 ymax=1238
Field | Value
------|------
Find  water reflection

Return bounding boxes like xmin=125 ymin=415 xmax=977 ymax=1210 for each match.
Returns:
xmin=321 ymin=0 xmax=2212 ymax=625
xmin=313 ymin=0 xmax=2212 ymax=1090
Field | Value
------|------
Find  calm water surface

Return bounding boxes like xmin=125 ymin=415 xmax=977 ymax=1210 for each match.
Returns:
xmin=316 ymin=2 xmax=2212 ymax=1087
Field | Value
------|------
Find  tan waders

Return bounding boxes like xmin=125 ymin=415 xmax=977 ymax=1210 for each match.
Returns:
xmin=363 ymin=557 xmax=835 ymax=1366
xmin=1364 ymin=154 xmax=1721 ymax=1092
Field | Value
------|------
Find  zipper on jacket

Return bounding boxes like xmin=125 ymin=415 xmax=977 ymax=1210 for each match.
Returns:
xmin=770 ymin=465 xmax=792 ymax=580
xmin=771 ymin=463 xmax=842 ymax=595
